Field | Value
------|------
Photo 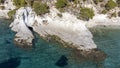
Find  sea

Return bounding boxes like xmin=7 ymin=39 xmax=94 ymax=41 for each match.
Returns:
xmin=0 ymin=19 xmax=120 ymax=68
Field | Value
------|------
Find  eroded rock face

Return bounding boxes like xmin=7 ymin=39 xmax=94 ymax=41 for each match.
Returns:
xmin=10 ymin=7 xmax=97 ymax=50
xmin=10 ymin=7 xmax=34 ymax=48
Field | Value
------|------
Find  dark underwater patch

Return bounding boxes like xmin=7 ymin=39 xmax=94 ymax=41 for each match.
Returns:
xmin=0 ymin=57 xmax=21 ymax=68
xmin=55 ymin=55 xmax=68 ymax=67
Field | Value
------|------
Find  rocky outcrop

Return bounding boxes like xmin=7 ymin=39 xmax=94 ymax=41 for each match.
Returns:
xmin=5 ymin=0 xmax=119 ymax=51
xmin=10 ymin=7 xmax=97 ymax=50
xmin=10 ymin=7 xmax=34 ymax=48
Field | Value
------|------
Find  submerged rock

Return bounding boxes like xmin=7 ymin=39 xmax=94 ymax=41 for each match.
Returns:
xmin=55 ymin=55 xmax=68 ymax=67
xmin=71 ymin=48 xmax=107 ymax=63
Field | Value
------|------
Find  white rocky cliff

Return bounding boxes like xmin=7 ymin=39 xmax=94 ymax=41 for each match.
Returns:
xmin=10 ymin=7 xmax=97 ymax=50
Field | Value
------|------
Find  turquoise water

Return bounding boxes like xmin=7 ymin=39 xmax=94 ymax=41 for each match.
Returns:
xmin=91 ymin=27 xmax=120 ymax=68
xmin=0 ymin=20 xmax=120 ymax=68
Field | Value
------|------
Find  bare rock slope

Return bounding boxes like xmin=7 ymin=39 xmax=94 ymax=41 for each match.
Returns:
xmin=10 ymin=7 xmax=97 ymax=50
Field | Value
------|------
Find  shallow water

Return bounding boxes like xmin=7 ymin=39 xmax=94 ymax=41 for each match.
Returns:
xmin=0 ymin=20 xmax=120 ymax=68
xmin=91 ymin=27 xmax=120 ymax=68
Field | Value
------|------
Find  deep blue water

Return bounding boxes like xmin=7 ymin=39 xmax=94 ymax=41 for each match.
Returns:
xmin=0 ymin=19 xmax=120 ymax=68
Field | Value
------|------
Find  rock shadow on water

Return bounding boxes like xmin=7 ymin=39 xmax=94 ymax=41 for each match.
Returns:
xmin=0 ymin=57 xmax=21 ymax=68
xmin=55 ymin=55 xmax=68 ymax=67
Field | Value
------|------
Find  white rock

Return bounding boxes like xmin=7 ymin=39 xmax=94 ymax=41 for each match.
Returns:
xmin=10 ymin=7 xmax=34 ymax=47
xmin=10 ymin=7 xmax=97 ymax=50
xmin=87 ymin=14 xmax=120 ymax=27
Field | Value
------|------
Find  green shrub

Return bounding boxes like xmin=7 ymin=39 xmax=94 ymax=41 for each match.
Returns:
xmin=73 ymin=0 xmax=79 ymax=4
xmin=8 ymin=9 xmax=16 ymax=19
xmin=105 ymin=0 xmax=117 ymax=10
xmin=68 ymin=0 xmax=75 ymax=2
xmin=32 ymin=2 xmax=49 ymax=15
xmin=26 ymin=0 xmax=34 ymax=6
xmin=111 ymin=12 xmax=117 ymax=17
xmin=79 ymin=7 xmax=94 ymax=21
xmin=93 ymin=0 xmax=103 ymax=4
xmin=118 ymin=11 xmax=120 ymax=17
xmin=116 ymin=0 xmax=120 ymax=7
xmin=0 ymin=0 xmax=5 ymax=4
xmin=83 ymin=0 xmax=86 ymax=2
xmin=0 ymin=6 xmax=5 ymax=10
xmin=13 ymin=0 xmax=26 ymax=7
xmin=101 ymin=9 xmax=107 ymax=14
xmin=57 ymin=13 xmax=62 ymax=17
xmin=55 ymin=0 xmax=68 ymax=9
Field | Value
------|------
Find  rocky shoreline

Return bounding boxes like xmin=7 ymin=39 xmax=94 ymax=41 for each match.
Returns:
xmin=10 ymin=7 xmax=97 ymax=51
xmin=0 ymin=0 xmax=120 ymax=55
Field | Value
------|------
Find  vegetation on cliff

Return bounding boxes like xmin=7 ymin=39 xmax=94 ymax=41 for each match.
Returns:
xmin=7 ymin=0 xmax=120 ymax=20
xmin=111 ymin=12 xmax=117 ymax=18
xmin=93 ymin=0 xmax=103 ymax=4
xmin=10 ymin=0 xmax=26 ymax=19
xmin=116 ymin=0 xmax=120 ymax=7
xmin=32 ymin=2 xmax=49 ymax=15
xmin=55 ymin=0 xmax=68 ymax=9
xmin=55 ymin=0 xmax=68 ymax=12
xmin=105 ymin=0 xmax=117 ymax=10
xmin=118 ymin=11 xmax=120 ymax=17
xmin=8 ymin=0 xmax=49 ymax=18
xmin=101 ymin=9 xmax=107 ymax=14
xmin=13 ymin=0 xmax=26 ymax=7
xmin=0 ymin=5 xmax=5 ymax=10
xmin=79 ymin=7 xmax=94 ymax=21
xmin=0 ymin=0 xmax=4 ymax=4
xmin=8 ymin=9 xmax=17 ymax=19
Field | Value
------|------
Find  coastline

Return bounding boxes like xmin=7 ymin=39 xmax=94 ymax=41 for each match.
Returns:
xmin=0 ymin=17 xmax=119 ymax=68
xmin=1 ymin=0 xmax=120 ymax=67
xmin=9 ymin=7 xmax=120 ymax=52
xmin=10 ymin=7 xmax=97 ymax=51
xmin=0 ymin=0 xmax=120 ymax=55
xmin=89 ymin=25 xmax=120 ymax=30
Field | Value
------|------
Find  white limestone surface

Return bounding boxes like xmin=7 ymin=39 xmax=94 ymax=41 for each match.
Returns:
xmin=10 ymin=7 xmax=97 ymax=50
xmin=87 ymin=14 xmax=120 ymax=28
xmin=10 ymin=7 xmax=34 ymax=47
